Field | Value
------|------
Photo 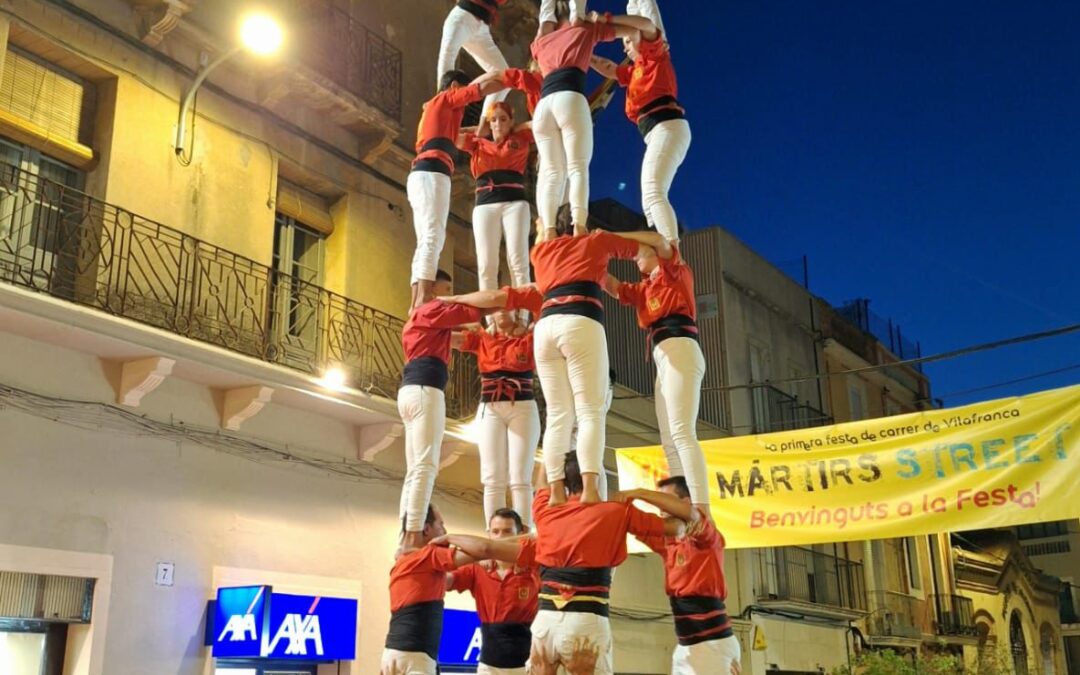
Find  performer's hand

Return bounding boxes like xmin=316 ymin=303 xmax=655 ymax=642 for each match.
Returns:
xmin=528 ymin=644 xmax=558 ymax=675
xmin=731 ymin=660 xmax=742 ymax=675
xmin=609 ymin=490 xmax=629 ymax=503
xmin=586 ymin=10 xmax=601 ymax=23
xmin=565 ymin=637 xmax=600 ymax=675
xmin=602 ymin=274 xmax=621 ymax=298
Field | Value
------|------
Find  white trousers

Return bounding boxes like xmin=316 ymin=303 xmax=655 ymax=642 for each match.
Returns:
xmin=539 ymin=0 xmax=586 ymax=24
xmin=436 ymin=6 xmax=510 ymax=120
xmin=477 ymin=665 xmax=525 ymax=675
xmin=381 ymin=648 xmax=437 ymax=675
xmin=626 ymin=0 xmax=666 ymax=37
xmin=671 ymin=635 xmax=741 ymax=675
xmin=473 ymin=200 xmax=532 ymax=291
xmin=534 ymin=314 xmax=608 ymax=482
xmin=654 ymin=337 xmax=709 ymax=505
xmin=531 ymin=610 xmax=613 ymax=675
xmin=407 ymin=172 xmax=452 ymax=284
xmin=641 ymin=119 xmax=691 ymax=243
xmin=534 ymin=91 xmax=593 ymax=229
xmin=568 ymin=376 xmax=613 ymax=498
xmin=477 ymin=399 xmax=541 ymax=527
xmin=397 ymin=385 xmax=446 ymax=532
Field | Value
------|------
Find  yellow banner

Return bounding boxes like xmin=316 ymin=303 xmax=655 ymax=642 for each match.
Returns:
xmin=616 ymin=384 xmax=1080 ymax=549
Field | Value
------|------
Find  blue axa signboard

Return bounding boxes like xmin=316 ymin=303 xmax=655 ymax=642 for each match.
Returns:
xmin=438 ymin=608 xmax=482 ymax=669
xmin=210 ymin=586 xmax=358 ymax=660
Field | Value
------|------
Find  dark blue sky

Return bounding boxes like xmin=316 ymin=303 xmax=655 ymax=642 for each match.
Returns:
xmin=585 ymin=0 xmax=1080 ymax=406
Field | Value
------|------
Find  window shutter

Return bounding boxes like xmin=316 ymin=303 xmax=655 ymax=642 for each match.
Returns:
xmin=0 ymin=47 xmax=94 ymax=168
xmin=276 ymin=180 xmax=334 ymax=236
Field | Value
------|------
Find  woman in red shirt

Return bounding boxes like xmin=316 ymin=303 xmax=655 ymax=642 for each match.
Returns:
xmin=453 ymin=311 xmax=541 ymax=528
xmin=530 ymin=8 xmax=640 ymax=236
xmin=604 ymin=232 xmax=710 ymax=513
xmin=458 ymin=103 xmax=534 ymax=295
xmin=590 ymin=10 xmax=689 ymax=245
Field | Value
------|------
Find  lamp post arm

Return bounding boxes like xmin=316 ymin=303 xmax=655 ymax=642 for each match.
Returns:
xmin=175 ymin=45 xmax=242 ymax=155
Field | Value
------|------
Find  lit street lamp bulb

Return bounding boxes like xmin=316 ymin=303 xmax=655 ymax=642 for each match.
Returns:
xmin=240 ymin=14 xmax=283 ymax=56
xmin=319 ymin=367 xmax=347 ymax=391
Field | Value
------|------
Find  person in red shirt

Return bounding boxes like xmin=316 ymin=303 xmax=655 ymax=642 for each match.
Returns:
xmin=590 ymin=10 xmax=689 ymax=244
xmin=445 ymin=509 xmax=539 ymax=674
xmin=624 ymin=477 xmax=741 ymax=675
xmin=458 ymin=102 xmax=534 ymax=294
xmin=383 ymin=504 xmax=486 ymax=675
xmin=453 ymin=316 xmax=540 ymax=527
xmin=530 ymin=8 xmax=639 ymax=235
xmin=437 ymin=0 xmax=511 ymax=122
xmin=528 ymin=451 xmax=692 ymax=675
xmin=603 ymin=230 xmax=710 ymax=514
xmin=441 ymin=225 xmax=662 ymax=505
xmin=400 ymin=270 xmax=488 ymax=552
xmin=409 ymin=70 xmax=505 ymax=309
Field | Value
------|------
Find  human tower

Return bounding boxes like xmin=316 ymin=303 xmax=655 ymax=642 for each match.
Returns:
xmin=382 ymin=2 xmax=738 ymax=674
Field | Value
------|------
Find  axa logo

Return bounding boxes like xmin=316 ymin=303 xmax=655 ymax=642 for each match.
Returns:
xmin=218 ymin=613 xmax=258 ymax=643
xmin=217 ymin=612 xmax=324 ymax=656
xmin=267 ymin=613 xmax=324 ymax=656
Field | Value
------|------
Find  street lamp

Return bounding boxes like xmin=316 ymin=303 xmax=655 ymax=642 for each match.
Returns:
xmin=174 ymin=13 xmax=283 ymax=159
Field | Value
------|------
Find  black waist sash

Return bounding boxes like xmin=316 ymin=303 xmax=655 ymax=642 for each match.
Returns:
xmin=479 ymin=622 xmax=532 ymax=668
xmin=637 ymin=95 xmax=687 ymax=138
xmin=481 ymin=369 xmax=535 ymax=402
xmin=669 ymin=596 xmax=733 ymax=646
xmin=475 ymin=169 xmax=527 ymax=205
xmin=385 ymin=600 xmax=444 ymax=659
xmin=458 ymin=0 xmax=495 ymax=24
xmin=541 ymin=67 xmax=587 ymax=98
xmin=412 ymin=137 xmax=458 ymax=176
xmin=540 ymin=281 xmax=604 ymax=323
xmin=538 ymin=566 xmax=612 ymax=617
xmin=402 ymin=356 xmax=450 ymax=390
xmin=649 ymin=313 xmax=699 ymax=346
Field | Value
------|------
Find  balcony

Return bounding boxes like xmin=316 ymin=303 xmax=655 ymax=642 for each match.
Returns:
xmin=753 ymin=547 xmax=867 ymax=619
xmin=932 ymin=593 xmax=978 ymax=638
xmin=0 ymin=160 xmax=478 ymax=419
xmin=751 ymin=384 xmax=832 ymax=434
xmin=869 ymin=591 xmax=924 ymax=641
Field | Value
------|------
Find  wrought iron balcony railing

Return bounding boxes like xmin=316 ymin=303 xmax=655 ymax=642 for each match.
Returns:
xmin=869 ymin=590 xmax=925 ymax=639
xmin=295 ymin=0 xmax=403 ymax=122
xmin=751 ymin=383 xmax=832 ymax=434
xmin=0 ymin=160 xmax=479 ymax=418
xmin=932 ymin=593 xmax=978 ymax=637
xmin=753 ymin=546 xmax=867 ymax=612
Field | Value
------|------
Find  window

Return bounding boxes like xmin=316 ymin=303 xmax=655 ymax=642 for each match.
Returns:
xmin=272 ymin=212 xmax=325 ymax=345
xmin=904 ymin=538 xmax=922 ymax=593
xmin=848 ymin=379 xmax=867 ymax=421
xmin=0 ymin=135 xmax=85 ymax=291
xmin=0 ymin=46 xmax=95 ymax=168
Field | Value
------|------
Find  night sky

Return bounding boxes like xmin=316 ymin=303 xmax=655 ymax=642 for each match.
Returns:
xmin=582 ymin=0 xmax=1080 ymax=407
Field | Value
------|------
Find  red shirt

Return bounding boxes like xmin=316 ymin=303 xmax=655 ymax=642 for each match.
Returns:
xmin=530 ymin=489 xmax=666 ymax=569
xmin=530 ymin=231 xmax=639 ymax=294
xmin=414 ymin=83 xmax=485 ymax=174
xmin=403 ymin=300 xmax=483 ymax=364
xmin=503 ymin=68 xmax=542 ymax=114
xmin=636 ymin=512 xmax=727 ymax=600
xmin=450 ymin=548 xmax=540 ymax=624
xmin=462 ymin=129 xmax=534 ymax=179
xmin=503 ymin=285 xmax=544 ymax=316
xmin=615 ymin=33 xmax=680 ymax=124
xmin=389 ymin=545 xmax=459 ymax=612
xmin=531 ymin=23 xmax=617 ymax=77
xmin=460 ymin=329 xmax=535 ymax=374
xmin=616 ymin=250 xmax=696 ymax=328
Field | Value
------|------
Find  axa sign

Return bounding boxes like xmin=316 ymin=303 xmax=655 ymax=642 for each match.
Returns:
xmin=438 ymin=608 xmax=483 ymax=668
xmin=210 ymin=586 xmax=357 ymax=660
